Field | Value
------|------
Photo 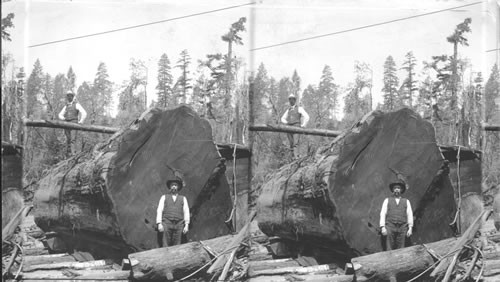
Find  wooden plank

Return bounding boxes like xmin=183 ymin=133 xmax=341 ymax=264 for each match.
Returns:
xmin=483 ymin=260 xmax=500 ymax=277
xmin=18 ymin=269 xmax=143 ymax=280
xmin=22 ymin=259 xmax=112 ymax=272
xmin=23 ymin=253 xmax=77 ymax=266
xmin=248 ymin=263 xmax=338 ymax=277
xmin=248 ymin=274 xmax=354 ymax=282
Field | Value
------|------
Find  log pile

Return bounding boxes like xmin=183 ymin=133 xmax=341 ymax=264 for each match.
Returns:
xmin=32 ymin=106 xmax=234 ymax=259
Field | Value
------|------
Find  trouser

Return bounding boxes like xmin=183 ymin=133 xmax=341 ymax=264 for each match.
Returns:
xmin=64 ymin=119 xmax=78 ymax=156
xmin=286 ymin=124 xmax=301 ymax=158
xmin=162 ymin=219 xmax=184 ymax=247
xmin=386 ymin=222 xmax=408 ymax=250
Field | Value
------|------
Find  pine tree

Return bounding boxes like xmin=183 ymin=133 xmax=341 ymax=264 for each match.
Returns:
xmin=175 ymin=49 xmax=192 ymax=104
xmin=382 ymin=56 xmax=399 ymax=111
xmin=156 ymin=53 xmax=173 ymax=108
xmin=485 ymin=64 xmax=500 ymax=123
xmin=447 ymin=18 xmax=472 ymax=110
xmin=252 ymin=63 xmax=270 ymax=124
xmin=93 ymin=62 xmax=113 ymax=117
xmin=318 ymin=65 xmax=338 ymax=117
xmin=67 ymin=66 xmax=76 ymax=91
xmin=26 ymin=59 xmax=44 ymax=118
xmin=291 ymin=70 xmax=301 ymax=97
xmin=401 ymin=51 xmax=417 ymax=108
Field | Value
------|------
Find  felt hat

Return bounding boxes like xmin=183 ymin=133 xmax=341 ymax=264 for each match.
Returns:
xmin=389 ymin=182 xmax=406 ymax=193
xmin=166 ymin=178 xmax=183 ymax=190
xmin=288 ymin=94 xmax=296 ymax=99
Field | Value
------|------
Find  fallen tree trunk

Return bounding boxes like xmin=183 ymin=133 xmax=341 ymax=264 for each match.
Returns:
xmin=24 ymin=119 xmax=119 ymax=134
xmin=33 ymin=106 xmax=233 ymax=259
xmin=2 ymin=205 xmax=32 ymax=242
xmin=129 ymin=234 xmax=234 ymax=281
xmin=250 ymin=124 xmax=341 ymax=137
xmin=257 ymin=109 xmax=474 ymax=257
xmin=19 ymin=269 xmax=142 ymax=280
xmin=351 ymin=237 xmax=458 ymax=281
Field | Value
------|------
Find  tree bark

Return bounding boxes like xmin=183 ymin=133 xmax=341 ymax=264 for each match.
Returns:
xmin=129 ymin=234 xmax=234 ymax=281
xmin=351 ymin=237 xmax=458 ymax=281
xmin=33 ymin=106 xmax=233 ymax=259
xmin=257 ymin=109 xmax=464 ymax=257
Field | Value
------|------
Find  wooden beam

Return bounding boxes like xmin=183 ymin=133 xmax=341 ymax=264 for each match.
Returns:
xmin=24 ymin=119 xmax=119 ymax=134
xmin=249 ymin=124 xmax=341 ymax=137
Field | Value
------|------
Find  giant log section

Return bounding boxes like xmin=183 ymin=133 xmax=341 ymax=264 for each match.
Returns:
xmin=256 ymin=108 xmax=481 ymax=257
xmin=32 ymin=106 xmax=233 ymax=259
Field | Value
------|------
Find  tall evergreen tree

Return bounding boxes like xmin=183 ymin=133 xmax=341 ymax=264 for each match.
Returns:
xmin=447 ymin=18 xmax=472 ymax=110
xmin=67 ymin=66 xmax=76 ymax=91
xmin=485 ymin=64 xmax=500 ymax=123
xmin=52 ymin=73 xmax=67 ymax=118
xmin=291 ymin=70 xmax=301 ymax=97
xmin=1 ymin=13 xmax=15 ymax=41
xmin=382 ymin=56 xmax=399 ymax=111
xmin=318 ymin=65 xmax=338 ymax=117
xmin=343 ymin=62 xmax=371 ymax=125
xmin=26 ymin=59 xmax=44 ymax=118
xmin=175 ymin=49 xmax=192 ymax=104
xmin=401 ymin=51 xmax=418 ymax=107
xmin=156 ymin=53 xmax=173 ymax=108
xmin=93 ymin=62 xmax=113 ymax=117
xmin=252 ymin=63 xmax=270 ymax=124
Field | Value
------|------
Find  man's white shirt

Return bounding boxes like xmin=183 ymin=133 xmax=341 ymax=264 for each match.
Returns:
xmin=58 ymin=102 xmax=87 ymax=123
xmin=280 ymin=106 xmax=310 ymax=127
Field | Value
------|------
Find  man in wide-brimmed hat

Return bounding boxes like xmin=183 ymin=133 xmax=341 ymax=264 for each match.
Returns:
xmin=379 ymin=181 xmax=413 ymax=250
xmin=280 ymin=93 xmax=309 ymax=159
xmin=156 ymin=177 xmax=190 ymax=247
xmin=58 ymin=91 xmax=87 ymax=157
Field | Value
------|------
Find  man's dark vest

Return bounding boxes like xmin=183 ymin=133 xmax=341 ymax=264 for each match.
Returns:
xmin=64 ymin=102 xmax=79 ymax=122
xmin=162 ymin=195 xmax=184 ymax=222
xmin=386 ymin=197 xmax=408 ymax=224
xmin=286 ymin=106 xmax=301 ymax=126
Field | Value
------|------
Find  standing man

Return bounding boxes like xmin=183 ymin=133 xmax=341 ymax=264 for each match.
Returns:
xmin=380 ymin=181 xmax=413 ymax=250
xmin=156 ymin=178 xmax=190 ymax=247
xmin=281 ymin=94 xmax=309 ymax=159
xmin=58 ymin=91 xmax=87 ymax=157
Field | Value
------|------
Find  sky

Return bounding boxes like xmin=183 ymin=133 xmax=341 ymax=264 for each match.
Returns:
xmin=2 ymin=0 xmax=499 ymax=117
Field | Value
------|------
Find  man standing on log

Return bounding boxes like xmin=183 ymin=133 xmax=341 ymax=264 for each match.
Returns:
xmin=156 ymin=178 xmax=190 ymax=247
xmin=281 ymin=94 xmax=309 ymax=159
xmin=380 ymin=182 xmax=413 ymax=250
xmin=58 ymin=91 xmax=87 ymax=157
